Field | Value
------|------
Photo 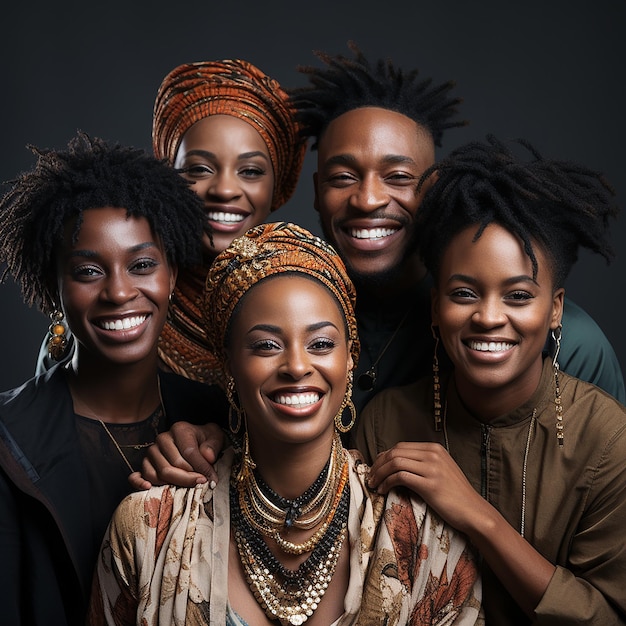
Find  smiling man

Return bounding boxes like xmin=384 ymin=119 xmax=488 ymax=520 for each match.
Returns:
xmin=290 ymin=44 xmax=625 ymax=415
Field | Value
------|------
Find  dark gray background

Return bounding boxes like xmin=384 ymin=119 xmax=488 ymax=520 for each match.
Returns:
xmin=1 ymin=0 xmax=624 ymax=391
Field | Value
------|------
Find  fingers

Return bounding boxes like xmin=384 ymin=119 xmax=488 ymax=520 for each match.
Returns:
xmin=136 ymin=422 xmax=225 ymax=488
xmin=368 ymin=441 xmax=446 ymax=489
xmin=128 ymin=471 xmax=152 ymax=491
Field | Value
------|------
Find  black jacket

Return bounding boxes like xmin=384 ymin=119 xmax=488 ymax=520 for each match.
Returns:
xmin=0 ymin=365 xmax=227 ymax=625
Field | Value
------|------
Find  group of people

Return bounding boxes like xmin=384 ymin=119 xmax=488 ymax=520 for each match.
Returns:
xmin=0 ymin=43 xmax=624 ymax=625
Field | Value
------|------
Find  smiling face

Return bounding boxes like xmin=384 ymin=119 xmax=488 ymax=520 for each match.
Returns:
xmin=432 ymin=223 xmax=563 ymax=416
xmin=174 ymin=115 xmax=275 ymax=259
xmin=57 ymin=207 xmax=176 ymax=367
xmin=226 ymin=275 xmax=353 ymax=453
xmin=314 ymin=106 xmax=435 ymax=286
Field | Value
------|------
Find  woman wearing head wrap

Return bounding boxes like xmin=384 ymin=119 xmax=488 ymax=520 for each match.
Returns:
xmin=89 ymin=222 xmax=482 ymax=626
xmin=153 ymin=59 xmax=306 ymax=385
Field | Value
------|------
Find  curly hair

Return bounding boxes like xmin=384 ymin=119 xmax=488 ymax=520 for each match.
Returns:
xmin=288 ymin=41 xmax=466 ymax=149
xmin=415 ymin=135 xmax=618 ymax=287
xmin=0 ymin=132 xmax=208 ymax=314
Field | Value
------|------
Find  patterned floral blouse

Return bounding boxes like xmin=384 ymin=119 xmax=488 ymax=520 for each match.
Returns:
xmin=88 ymin=448 xmax=483 ymax=625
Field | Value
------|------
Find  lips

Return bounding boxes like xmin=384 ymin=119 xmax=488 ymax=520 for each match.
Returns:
xmin=348 ymin=227 xmax=398 ymax=240
xmin=467 ymin=340 xmax=515 ymax=353
xmin=206 ymin=211 xmax=246 ymax=224
xmin=95 ymin=315 xmax=148 ymax=331
xmin=272 ymin=392 xmax=321 ymax=406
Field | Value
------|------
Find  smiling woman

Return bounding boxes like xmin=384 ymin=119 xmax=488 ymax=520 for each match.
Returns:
xmin=0 ymin=133 xmax=228 ymax=625
xmin=88 ymin=222 xmax=483 ymax=626
xmin=357 ymin=135 xmax=626 ymax=624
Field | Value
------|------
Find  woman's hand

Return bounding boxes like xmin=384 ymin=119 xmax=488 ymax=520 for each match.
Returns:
xmin=128 ymin=421 xmax=224 ymax=490
xmin=367 ymin=441 xmax=489 ymax=534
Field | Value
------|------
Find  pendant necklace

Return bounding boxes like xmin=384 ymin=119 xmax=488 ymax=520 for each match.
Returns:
xmin=357 ymin=306 xmax=412 ymax=392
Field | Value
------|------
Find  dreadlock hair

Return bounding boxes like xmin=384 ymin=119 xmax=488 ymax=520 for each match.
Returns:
xmin=0 ymin=131 xmax=208 ymax=315
xmin=288 ymin=41 xmax=466 ymax=149
xmin=415 ymin=134 xmax=618 ymax=289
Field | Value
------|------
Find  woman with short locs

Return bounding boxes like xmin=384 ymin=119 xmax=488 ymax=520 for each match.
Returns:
xmin=358 ymin=136 xmax=626 ymax=624
xmin=89 ymin=222 xmax=483 ymax=626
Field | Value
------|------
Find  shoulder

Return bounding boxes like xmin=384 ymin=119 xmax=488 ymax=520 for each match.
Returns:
xmin=558 ymin=298 xmax=625 ymax=402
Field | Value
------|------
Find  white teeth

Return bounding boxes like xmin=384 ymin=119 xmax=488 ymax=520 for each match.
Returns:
xmin=349 ymin=227 xmax=397 ymax=240
xmin=207 ymin=211 xmax=245 ymax=223
xmin=100 ymin=315 xmax=147 ymax=331
xmin=469 ymin=340 xmax=514 ymax=352
xmin=274 ymin=393 xmax=320 ymax=406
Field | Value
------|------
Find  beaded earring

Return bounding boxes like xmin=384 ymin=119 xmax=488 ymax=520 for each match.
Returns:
xmin=431 ymin=324 xmax=442 ymax=431
xmin=46 ymin=310 xmax=68 ymax=361
xmin=334 ymin=372 xmax=357 ymax=433
xmin=552 ymin=324 xmax=564 ymax=447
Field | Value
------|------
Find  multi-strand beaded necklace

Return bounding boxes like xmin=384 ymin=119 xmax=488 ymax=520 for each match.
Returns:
xmin=231 ymin=432 xmax=350 ymax=625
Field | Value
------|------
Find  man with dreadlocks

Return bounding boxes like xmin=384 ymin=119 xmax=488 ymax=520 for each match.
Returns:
xmin=0 ymin=133 xmax=227 ymax=625
xmin=288 ymin=43 xmax=624 ymax=416
xmin=360 ymin=135 xmax=626 ymax=624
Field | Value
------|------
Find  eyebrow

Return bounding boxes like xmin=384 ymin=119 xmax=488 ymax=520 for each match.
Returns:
xmin=182 ymin=149 xmax=270 ymax=163
xmin=447 ymin=273 xmax=540 ymax=287
xmin=67 ymin=242 xmax=158 ymax=259
xmin=322 ymin=153 xmax=417 ymax=168
xmin=247 ymin=320 xmax=340 ymax=334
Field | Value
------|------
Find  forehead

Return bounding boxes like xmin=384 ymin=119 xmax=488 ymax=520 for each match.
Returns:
xmin=441 ymin=223 xmax=553 ymax=284
xmin=65 ymin=207 xmax=156 ymax=246
xmin=317 ymin=106 xmax=435 ymax=164
xmin=177 ymin=114 xmax=269 ymax=154
xmin=234 ymin=274 xmax=345 ymax=324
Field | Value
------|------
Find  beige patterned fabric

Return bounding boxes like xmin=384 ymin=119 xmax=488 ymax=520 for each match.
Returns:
xmin=88 ymin=449 xmax=482 ymax=625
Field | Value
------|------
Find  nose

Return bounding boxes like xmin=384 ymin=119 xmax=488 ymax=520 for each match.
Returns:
xmin=349 ymin=174 xmax=389 ymax=213
xmin=278 ymin=344 xmax=313 ymax=381
xmin=471 ymin=296 xmax=507 ymax=328
xmin=207 ymin=169 xmax=240 ymax=200
xmin=100 ymin=269 xmax=138 ymax=304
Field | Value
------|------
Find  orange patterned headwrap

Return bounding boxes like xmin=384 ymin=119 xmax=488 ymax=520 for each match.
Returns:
xmin=153 ymin=59 xmax=306 ymax=210
xmin=203 ymin=222 xmax=360 ymax=368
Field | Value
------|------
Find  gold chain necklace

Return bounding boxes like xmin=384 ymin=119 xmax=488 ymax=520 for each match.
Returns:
xmin=70 ymin=371 xmax=164 ymax=475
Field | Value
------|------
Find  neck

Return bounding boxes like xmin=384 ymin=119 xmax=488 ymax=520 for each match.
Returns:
xmin=354 ymin=253 xmax=426 ymax=299
xmin=67 ymin=350 xmax=161 ymax=423
xmin=453 ymin=358 xmax=545 ymax=421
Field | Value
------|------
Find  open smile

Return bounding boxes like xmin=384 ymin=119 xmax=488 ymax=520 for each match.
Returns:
xmin=272 ymin=392 xmax=321 ymax=407
xmin=466 ymin=340 xmax=515 ymax=353
xmin=206 ymin=211 xmax=246 ymax=224
xmin=96 ymin=315 xmax=148 ymax=331
xmin=348 ymin=227 xmax=398 ymax=240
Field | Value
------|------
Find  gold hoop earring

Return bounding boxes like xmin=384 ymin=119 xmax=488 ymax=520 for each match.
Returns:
xmin=552 ymin=325 xmax=564 ymax=447
xmin=335 ymin=372 xmax=357 ymax=433
xmin=226 ymin=376 xmax=244 ymax=435
xmin=431 ymin=323 xmax=442 ymax=431
xmin=47 ymin=310 xmax=68 ymax=361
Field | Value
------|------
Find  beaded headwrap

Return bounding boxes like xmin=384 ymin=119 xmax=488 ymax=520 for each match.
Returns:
xmin=153 ymin=59 xmax=306 ymax=210
xmin=202 ymin=222 xmax=360 ymax=368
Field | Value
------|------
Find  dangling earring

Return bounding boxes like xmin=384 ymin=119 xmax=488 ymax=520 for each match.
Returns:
xmin=47 ymin=310 xmax=68 ymax=361
xmin=335 ymin=372 xmax=357 ymax=433
xmin=226 ymin=375 xmax=244 ymax=435
xmin=552 ymin=325 xmax=564 ymax=447
xmin=431 ymin=324 xmax=442 ymax=431
xmin=236 ymin=429 xmax=257 ymax=485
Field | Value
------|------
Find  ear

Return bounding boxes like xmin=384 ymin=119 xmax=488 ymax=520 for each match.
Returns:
xmin=313 ymin=171 xmax=320 ymax=213
xmin=346 ymin=340 xmax=355 ymax=374
xmin=431 ymin=286 xmax=440 ymax=326
xmin=168 ymin=263 xmax=178 ymax=294
xmin=550 ymin=287 xmax=565 ymax=330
